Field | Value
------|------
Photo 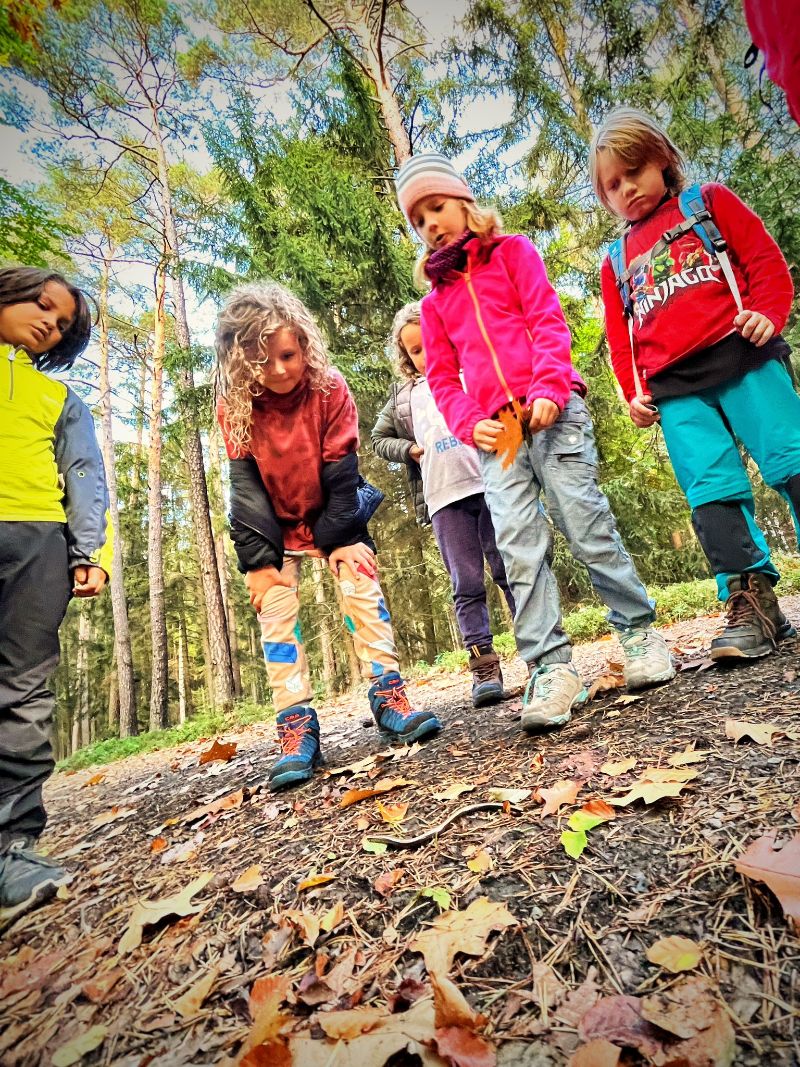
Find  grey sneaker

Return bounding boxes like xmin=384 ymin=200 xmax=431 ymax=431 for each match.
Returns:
xmin=0 ymin=840 xmax=70 ymax=930
xmin=619 ymin=627 xmax=676 ymax=689
xmin=522 ymin=663 xmax=587 ymax=732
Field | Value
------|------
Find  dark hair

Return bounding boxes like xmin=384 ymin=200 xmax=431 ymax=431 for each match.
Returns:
xmin=0 ymin=266 xmax=92 ymax=372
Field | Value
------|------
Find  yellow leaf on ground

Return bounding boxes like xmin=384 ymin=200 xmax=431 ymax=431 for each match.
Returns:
xmin=52 ymin=1026 xmax=108 ymax=1066
xmin=320 ymin=901 xmax=345 ymax=933
xmin=118 ymin=872 xmax=214 ymax=955
xmin=82 ymin=773 xmax=106 ymax=788
xmin=430 ymin=969 xmax=480 ymax=1028
xmin=725 ymin=720 xmax=779 ymax=746
xmin=232 ymin=865 xmax=264 ymax=893
xmin=667 ymin=747 xmax=710 ymax=767
xmin=641 ymin=767 xmax=699 ymax=784
xmin=466 ymin=849 xmax=494 ymax=874
xmin=173 ymin=965 xmax=219 ymax=1020
xmin=609 ymin=780 xmax=693 ymax=807
xmin=284 ymin=908 xmax=321 ymax=946
xmin=600 ymin=758 xmax=637 ymax=776
xmin=340 ymin=778 xmax=412 ymax=809
xmin=410 ymin=896 xmax=516 ymax=974
xmin=289 ymin=999 xmax=440 ymax=1067
xmin=646 ymin=935 xmax=703 ymax=974
xmin=91 ymin=805 xmax=136 ymax=828
xmin=735 ymin=831 xmax=800 ymax=928
xmin=536 ymin=779 xmax=582 ymax=817
xmin=432 ymin=782 xmax=476 ymax=801
xmin=317 ymin=1006 xmax=388 ymax=1040
xmin=376 ymin=801 xmax=408 ymax=825
xmin=487 ymin=787 xmax=531 ymax=804
xmin=297 ymin=872 xmax=336 ymax=892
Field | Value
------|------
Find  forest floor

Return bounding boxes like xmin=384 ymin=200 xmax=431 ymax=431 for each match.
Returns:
xmin=2 ymin=599 xmax=799 ymax=1067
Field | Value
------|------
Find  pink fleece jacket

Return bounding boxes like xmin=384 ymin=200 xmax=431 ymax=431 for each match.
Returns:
xmin=421 ymin=234 xmax=585 ymax=447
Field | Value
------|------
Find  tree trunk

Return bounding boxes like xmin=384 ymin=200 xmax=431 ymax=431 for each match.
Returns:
xmin=98 ymin=252 xmax=138 ymax=737
xmin=347 ymin=10 xmax=412 ymax=163
xmin=73 ymin=602 xmax=91 ymax=752
xmin=151 ymin=113 xmax=236 ymax=711
xmin=248 ymin=626 xmax=262 ymax=703
xmin=148 ymin=257 xmax=170 ymax=730
xmin=209 ymin=424 xmax=242 ymax=697
xmin=107 ymin=663 xmax=119 ymax=733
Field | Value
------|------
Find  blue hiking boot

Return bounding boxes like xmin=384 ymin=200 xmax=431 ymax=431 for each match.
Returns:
xmin=369 ymin=672 xmax=441 ymax=744
xmin=268 ymin=705 xmax=321 ymax=791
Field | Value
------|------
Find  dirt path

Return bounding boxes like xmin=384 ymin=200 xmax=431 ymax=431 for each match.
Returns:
xmin=2 ymin=601 xmax=799 ymax=1066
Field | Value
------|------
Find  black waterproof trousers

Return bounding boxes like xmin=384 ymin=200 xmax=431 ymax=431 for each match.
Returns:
xmin=0 ymin=522 xmax=71 ymax=847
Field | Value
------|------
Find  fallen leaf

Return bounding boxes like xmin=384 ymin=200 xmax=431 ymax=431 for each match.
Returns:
xmin=173 ymin=965 xmax=218 ymax=1020
xmin=82 ymin=773 xmax=106 ymax=787
xmin=242 ymin=974 xmax=292 ymax=1058
xmin=340 ymin=777 xmax=411 ymax=808
xmin=536 ymin=779 xmax=581 ymax=817
xmin=646 ymin=935 xmax=703 ymax=974
xmin=289 ymin=999 xmax=440 ymax=1066
xmin=181 ymin=788 xmax=245 ymax=824
xmin=411 ymin=897 xmax=516 ymax=974
xmin=363 ymin=839 xmax=387 ymax=855
xmin=466 ymin=850 xmax=494 ymax=874
xmin=150 ymin=837 xmax=168 ymax=854
xmin=433 ymin=782 xmax=476 ymax=801
xmin=609 ymin=780 xmax=693 ymax=807
xmin=434 ymin=1025 xmax=495 ymax=1067
xmin=735 ymin=832 xmax=800 ymax=927
xmin=82 ymin=968 xmax=123 ymax=1005
xmin=317 ymin=1006 xmax=389 ymax=1040
xmin=326 ymin=754 xmax=379 ymax=777
xmin=199 ymin=738 xmax=237 ymax=765
xmin=421 ymin=885 xmax=452 ymax=911
xmin=430 ymin=969 xmax=480 ymax=1029
xmin=561 ymin=830 xmax=588 ymax=859
xmin=578 ymin=994 xmax=665 ymax=1058
xmin=568 ymin=1040 xmax=621 ymax=1067
xmin=232 ymin=865 xmax=264 ymax=893
xmin=600 ymin=757 xmax=637 ymax=776
xmin=284 ymin=908 xmax=321 ymax=947
xmin=580 ymin=799 xmax=617 ymax=821
xmin=374 ymin=868 xmax=404 ymax=897
xmin=297 ymin=872 xmax=336 ymax=892
xmin=640 ymin=767 xmax=699 ymax=784
xmin=90 ymin=805 xmax=136 ymax=829
xmin=51 ymin=1026 xmax=108 ymax=1066
xmin=118 ymin=872 xmax=214 ymax=955
xmin=530 ymin=753 xmax=544 ymax=770
xmin=667 ymin=747 xmax=710 ymax=767
xmin=587 ymin=673 xmax=625 ymax=700
xmin=487 ymin=787 xmax=530 ymax=804
xmin=725 ymin=720 xmax=779 ymax=746
xmin=641 ymin=976 xmax=736 ymax=1065
xmin=320 ymin=901 xmax=345 ymax=933
xmin=376 ymin=801 xmax=408 ymax=825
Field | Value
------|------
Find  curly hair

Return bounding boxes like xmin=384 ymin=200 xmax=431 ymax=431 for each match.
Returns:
xmin=413 ymin=201 xmax=503 ymax=289
xmin=589 ymin=107 xmax=688 ymax=216
xmin=214 ymin=281 xmax=333 ymax=453
xmin=390 ymin=301 xmax=423 ymax=380
xmin=0 ymin=266 xmax=92 ymax=372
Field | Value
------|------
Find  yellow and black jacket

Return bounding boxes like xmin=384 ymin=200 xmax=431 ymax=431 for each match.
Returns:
xmin=0 ymin=344 xmax=113 ymax=575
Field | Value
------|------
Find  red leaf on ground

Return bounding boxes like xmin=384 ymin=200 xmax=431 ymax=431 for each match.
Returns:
xmin=578 ymin=994 xmax=665 ymax=1058
xmin=435 ymin=1025 xmax=496 ymax=1067
xmin=374 ymin=868 xmax=404 ymax=898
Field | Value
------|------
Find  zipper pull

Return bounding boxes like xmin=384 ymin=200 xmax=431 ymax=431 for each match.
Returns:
xmin=7 ymin=348 xmax=15 ymax=401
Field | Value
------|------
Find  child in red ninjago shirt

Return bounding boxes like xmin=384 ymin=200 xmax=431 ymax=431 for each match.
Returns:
xmin=591 ymin=107 xmax=800 ymax=665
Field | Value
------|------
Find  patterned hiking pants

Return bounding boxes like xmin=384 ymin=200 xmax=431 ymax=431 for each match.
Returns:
xmin=256 ymin=556 xmax=399 ymax=713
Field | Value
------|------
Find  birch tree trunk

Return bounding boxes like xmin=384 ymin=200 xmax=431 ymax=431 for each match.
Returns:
xmin=72 ymin=603 xmax=91 ymax=752
xmin=148 ymin=257 xmax=170 ymax=730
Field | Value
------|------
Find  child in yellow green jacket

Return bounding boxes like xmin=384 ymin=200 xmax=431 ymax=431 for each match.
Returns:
xmin=0 ymin=266 xmax=112 ymax=927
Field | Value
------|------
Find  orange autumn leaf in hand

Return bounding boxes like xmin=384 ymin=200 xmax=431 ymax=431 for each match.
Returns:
xmin=494 ymin=400 xmax=528 ymax=469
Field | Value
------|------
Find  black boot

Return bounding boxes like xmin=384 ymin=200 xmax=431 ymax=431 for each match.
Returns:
xmin=711 ymin=574 xmax=778 ymax=661
xmin=468 ymin=646 xmax=504 ymax=707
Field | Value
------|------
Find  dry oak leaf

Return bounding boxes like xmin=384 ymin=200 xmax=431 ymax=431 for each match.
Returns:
xmin=232 ymin=864 xmax=264 ymax=893
xmin=51 ymin=1026 xmax=108 ymax=1067
xmin=600 ymin=757 xmax=637 ymax=777
xmin=199 ymin=738 xmax=237 ymax=765
xmin=536 ymin=779 xmax=582 ymax=817
xmin=430 ymin=968 xmax=482 ymax=1029
xmin=318 ymin=1006 xmax=391 ymax=1040
xmin=289 ymin=999 xmax=444 ymax=1067
xmin=118 ymin=871 xmax=214 ymax=955
xmin=568 ymin=1040 xmax=621 ymax=1067
xmin=340 ymin=777 xmax=412 ymax=809
xmin=433 ymin=782 xmax=476 ymax=802
xmin=374 ymin=867 xmax=405 ymax=897
xmin=181 ymin=787 xmax=245 ymax=824
xmin=434 ymin=1025 xmax=496 ymax=1067
xmin=724 ymin=720 xmax=779 ymax=746
xmin=646 ymin=935 xmax=703 ymax=974
xmin=173 ymin=965 xmax=219 ymax=1020
xmin=241 ymin=973 xmax=292 ymax=1057
xmin=667 ymin=747 xmax=710 ymax=767
xmin=641 ymin=976 xmax=736 ymax=1066
xmin=90 ymin=805 xmax=136 ymax=828
xmin=283 ymin=907 xmax=321 ymax=946
xmin=587 ymin=673 xmax=625 ymax=700
xmin=735 ymin=831 xmax=800 ymax=927
xmin=578 ymin=994 xmax=665 ymax=1059
xmin=410 ymin=897 xmax=516 ymax=974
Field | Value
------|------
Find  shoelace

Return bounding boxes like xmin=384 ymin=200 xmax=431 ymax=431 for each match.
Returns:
xmin=276 ymin=714 xmax=313 ymax=755
xmin=725 ymin=589 xmax=777 ymax=643
xmin=374 ymin=684 xmax=414 ymax=719
xmin=620 ymin=630 xmax=649 ymax=659
xmin=473 ymin=660 xmax=499 ymax=682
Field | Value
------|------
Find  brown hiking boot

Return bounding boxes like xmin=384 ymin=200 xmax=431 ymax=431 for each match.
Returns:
xmin=711 ymin=574 xmax=783 ymax=661
xmin=468 ymin=646 xmax=504 ymax=707
xmin=747 ymin=572 xmax=796 ymax=642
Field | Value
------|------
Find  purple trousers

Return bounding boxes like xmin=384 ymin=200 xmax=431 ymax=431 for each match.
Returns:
xmin=431 ymin=494 xmax=516 ymax=650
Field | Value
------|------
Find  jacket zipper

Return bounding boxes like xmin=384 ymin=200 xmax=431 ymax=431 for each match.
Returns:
xmin=7 ymin=348 xmax=15 ymax=402
xmin=464 ymin=272 xmax=514 ymax=405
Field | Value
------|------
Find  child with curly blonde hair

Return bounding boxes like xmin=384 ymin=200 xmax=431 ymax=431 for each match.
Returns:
xmin=372 ymin=301 xmax=515 ymax=708
xmin=215 ymin=282 xmax=441 ymax=791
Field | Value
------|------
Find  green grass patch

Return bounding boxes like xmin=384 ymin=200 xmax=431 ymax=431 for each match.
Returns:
xmin=57 ymin=700 xmax=275 ymax=773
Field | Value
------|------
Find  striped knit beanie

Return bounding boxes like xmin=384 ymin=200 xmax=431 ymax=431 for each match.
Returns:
xmin=395 ymin=153 xmax=475 ymax=226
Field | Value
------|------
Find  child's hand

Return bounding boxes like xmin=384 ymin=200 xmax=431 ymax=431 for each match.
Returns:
xmin=473 ymin=418 xmax=505 ymax=452
xmin=527 ymin=398 xmax=560 ymax=433
xmin=734 ymin=310 xmax=774 ymax=347
xmin=629 ymin=394 xmax=660 ymax=428
xmin=245 ymin=566 xmax=294 ymax=613
xmin=409 ymin=444 xmax=424 ymax=462
xmin=72 ymin=565 xmax=107 ymax=597
xmin=328 ymin=543 xmax=377 ymax=581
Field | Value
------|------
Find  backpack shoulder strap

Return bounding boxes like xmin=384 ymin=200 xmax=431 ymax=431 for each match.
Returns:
xmin=609 ymin=232 xmax=633 ymax=316
xmin=678 ymin=183 xmax=721 ymax=254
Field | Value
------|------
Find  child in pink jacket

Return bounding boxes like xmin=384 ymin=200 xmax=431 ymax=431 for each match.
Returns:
xmin=395 ymin=153 xmax=675 ymax=731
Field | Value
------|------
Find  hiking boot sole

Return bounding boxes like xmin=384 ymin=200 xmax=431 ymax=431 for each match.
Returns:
xmin=379 ymin=716 xmax=442 ymax=745
xmin=267 ymin=753 xmax=323 ymax=792
xmin=710 ymin=643 xmax=773 ymax=661
xmin=472 ymin=682 xmax=505 ymax=708
xmin=521 ymin=686 xmax=589 ymax=733
xmin=0 ymin=873 xmax=71 ymax=933
xmin=625 ymin=664 xmax=677 ymax=691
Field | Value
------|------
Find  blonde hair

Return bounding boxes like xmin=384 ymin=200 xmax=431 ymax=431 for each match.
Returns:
xmin=589 ymin=107 xmax=688 ymax=216
xmin=390 ymin=301 xmax=423 ymax=380
xmin=214 ymin=281 xmax=332 ymax=453
xmin=413 ymin=201 xmax=504 ymax=289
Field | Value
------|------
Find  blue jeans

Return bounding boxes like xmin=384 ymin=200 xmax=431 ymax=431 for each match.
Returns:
xmin=431 ymin=493 xmax=516 ymax=649
xmin=479 ymin=393 xmax=654 ymax=666
xmin=658 ymin=359 xmax=800 ymax=598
